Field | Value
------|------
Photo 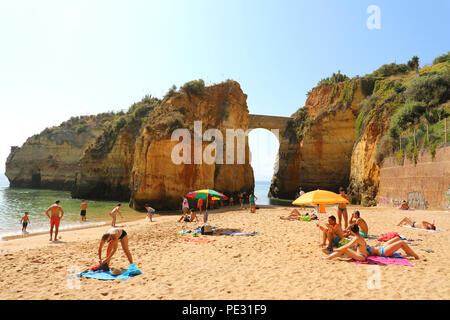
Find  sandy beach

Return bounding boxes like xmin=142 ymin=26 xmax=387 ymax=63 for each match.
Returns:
xmin=0 ymin=205 xmax=449 ymax=300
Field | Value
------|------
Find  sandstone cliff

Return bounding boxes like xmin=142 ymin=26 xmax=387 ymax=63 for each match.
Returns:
xmin=5 ymin=115 xmax=115 ymax=190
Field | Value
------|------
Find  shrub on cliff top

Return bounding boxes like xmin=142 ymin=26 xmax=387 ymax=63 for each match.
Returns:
xmin=316 ymin=70 xmax=349 ymax=87
xmin=433 ymin=52 xmax=450 ymax=65
xmin=404 ymin=69 xmax=450 ymax=106
xmin=181 ymin=79 xmax=205 ymax=96
xmin=370 ymin=62 xmax=409 ymax=77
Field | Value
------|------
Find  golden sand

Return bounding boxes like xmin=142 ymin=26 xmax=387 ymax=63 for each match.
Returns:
xmin=0 ymin=206 xmax=449 ymax=300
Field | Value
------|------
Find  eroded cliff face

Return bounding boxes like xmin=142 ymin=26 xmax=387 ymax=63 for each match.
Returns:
xmin=5 ymin=119 xmax=109 ymax=190
xmin=130 ymin=81 xmax=254 ymax=210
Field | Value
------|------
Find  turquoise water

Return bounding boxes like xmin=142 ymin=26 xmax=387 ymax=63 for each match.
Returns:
xmin=0 ymin=175 xmax=274 ymax=239
xmin=254 ymin=180 xmax=271 ymax=205
xmin=0 ymin=174 xmax=143 ymax=240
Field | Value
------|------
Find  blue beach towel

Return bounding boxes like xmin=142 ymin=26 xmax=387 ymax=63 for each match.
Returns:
xmin=77 ymin=264 xmax=142 ymax=281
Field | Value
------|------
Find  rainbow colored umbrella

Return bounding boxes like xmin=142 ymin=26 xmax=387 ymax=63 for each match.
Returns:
xmin=186 ymin=189 xmax=228 ymax=201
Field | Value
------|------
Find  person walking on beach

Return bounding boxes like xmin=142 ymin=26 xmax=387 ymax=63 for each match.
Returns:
xmin=110 ymin=204 xmax=123 ymax=227
xmin=337 ymin=187 xmax=349 ymax=229
xmin=46 ymin=200 xmax=64 ymax=241
xmin=20 ymin=212 xmax=30 ymax=233
xmin=98 ymin=227 xmax=133 ymax=269
xmin=144 ymin=203 xmax=155 ymax=222
xmin=249 ymin=193 xmax=257 ymax=213
xmin=80 ymin=200 xmax=88 ymax=222
xmin=344 ymin=210 xmax=369 ymax=238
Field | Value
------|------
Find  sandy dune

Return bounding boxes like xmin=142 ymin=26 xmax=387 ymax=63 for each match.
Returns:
xmin=0 ymin=205 xmax=449 ymax=300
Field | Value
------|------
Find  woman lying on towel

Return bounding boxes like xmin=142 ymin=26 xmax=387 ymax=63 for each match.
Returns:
xmin=324 ymin=224 xmax=420 ymax=261
xmin=98 ymin=227 xmax=134 ymax=269
xmin=397 ymin=217 xmax=436 ymax=230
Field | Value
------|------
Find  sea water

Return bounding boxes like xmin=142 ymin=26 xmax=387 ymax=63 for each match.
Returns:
xmin=0 ymin=174 xmax=144 ymax=240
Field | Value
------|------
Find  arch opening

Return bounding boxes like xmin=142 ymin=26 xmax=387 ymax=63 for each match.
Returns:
xmin=248 ymin=128 xmax=280 ymax=205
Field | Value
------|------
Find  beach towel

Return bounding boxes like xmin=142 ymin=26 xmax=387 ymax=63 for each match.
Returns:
xmin=401 ymin=226 xmax=445 ymax=232
xmin=377 ymin=232 xmax=400 ymax=242
xmin=220 ymin=231 xmax=259 ymax=236
xmin=77 ymin=264 xmax=142 ymax=281
xmin=354 ymin=253 xmax=414 ymax=266
xmin=184 ymin=237 xmax=216 ymax=243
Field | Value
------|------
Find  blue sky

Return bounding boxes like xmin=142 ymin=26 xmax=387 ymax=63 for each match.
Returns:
xmin=0 ymin=0 xmax=448 ymax=179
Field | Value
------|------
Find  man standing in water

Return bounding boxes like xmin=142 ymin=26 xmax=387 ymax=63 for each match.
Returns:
xmin=337 ymin=187 xmax=349 ymax=230
xmin=80 ymin=200 xmax=88 ymax=222
xmin=46 ymin=200 xmax=64 ymax=241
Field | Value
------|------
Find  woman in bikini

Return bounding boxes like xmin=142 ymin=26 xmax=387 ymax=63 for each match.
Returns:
xmin=324 ymin=224 xmax=369 ymax=261
xmin=397 ymin=217 xmax=436 ymax=230
xmin=367 ymin=237 xmax=420 ymax=259
xmin=98 ymin=227 xmax=134 ymax=269
xmin=337 ymin=187 xmax=349 ymax=229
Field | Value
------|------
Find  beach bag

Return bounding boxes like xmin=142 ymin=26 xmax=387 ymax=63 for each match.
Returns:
xmin=201 ymin=224 xmax=213 ymax=235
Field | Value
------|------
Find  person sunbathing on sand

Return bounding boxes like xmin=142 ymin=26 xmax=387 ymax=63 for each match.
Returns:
xmin=98 ymin=227 xmax=133 ymax=269
xmin=281 ymin=208 xmax=302 ymax=219
xmin=316 ymin=215 xmax=345 ymax=252
xmin=397 ymin=217 xmax=436 ymax=230
xmin=325 ymin=224 xmax=420 ymax=260
xmin=344 ymin=211 xmax=369 ymax=238
xmin=324 ymin=224 xmax=369 ymax=261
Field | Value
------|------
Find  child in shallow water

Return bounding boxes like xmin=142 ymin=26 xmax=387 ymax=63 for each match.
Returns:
xmin=20 ymin=212 xmax=30 ymax=233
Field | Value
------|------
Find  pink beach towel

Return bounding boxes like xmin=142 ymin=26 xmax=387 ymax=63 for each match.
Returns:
xmin=354 ymin=254 xmax=413 ymax=266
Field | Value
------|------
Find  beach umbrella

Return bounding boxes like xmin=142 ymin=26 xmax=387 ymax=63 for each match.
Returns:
xmin=186 ymin=189 xmax=228 ymax=201
xmin=186 ymin=189 xmax=228 ymax=224
xmin=292 ymin=189 xmax=349 ymax=213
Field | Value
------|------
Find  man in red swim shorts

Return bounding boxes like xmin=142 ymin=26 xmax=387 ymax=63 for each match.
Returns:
xmin=46 ymin=200 xmax=64 ymax=241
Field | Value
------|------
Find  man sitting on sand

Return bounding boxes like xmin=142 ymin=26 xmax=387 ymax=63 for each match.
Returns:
xmin=110 ymin=204 xmax=123 ymax=227
xmin=46 ymin=200 xmax=64 ymax=241
xmin=397 ymin=217 xmax=436 ymax=230
xmin=344 ymin=210 xmax=369 ymax=238
xmin=316 ymin=215 xmax=345 ymax=253
xmin=98 ymin=227 xmax=133 ymax=270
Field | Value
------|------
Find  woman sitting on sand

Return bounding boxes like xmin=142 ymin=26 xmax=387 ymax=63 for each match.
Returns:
xmin=325 ymin=224 xmax=420 ymax=261
xmin=98 ymin=227 xmax=133 ymax=269
xmin=324 ymin=224 xmax=370 ymax=261
xmin=399 ymin=200 xmax=410 ymax=210
xmin=397 ymin=217 xmax=436 ymax=230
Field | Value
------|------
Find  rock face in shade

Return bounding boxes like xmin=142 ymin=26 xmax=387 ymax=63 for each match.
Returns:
xmin=5 ymin=119 xmax=109 ymax=191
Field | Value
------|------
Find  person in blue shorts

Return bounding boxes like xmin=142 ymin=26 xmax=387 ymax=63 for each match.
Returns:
xmin=145 ymin=203 xmax=155 ymax=222
xmin=316 ymin=215 xmax=345 ymax=253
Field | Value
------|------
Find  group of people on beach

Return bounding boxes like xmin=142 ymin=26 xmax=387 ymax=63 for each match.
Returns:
xmin=18 ymin=184 xmax=441 ymax=272
xmin=312 ymin=187 xmax=438 ymax=262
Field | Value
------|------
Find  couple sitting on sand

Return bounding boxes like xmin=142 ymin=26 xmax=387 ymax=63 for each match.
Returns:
xmin=317 ymin=211 xmax=419 ymax=261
